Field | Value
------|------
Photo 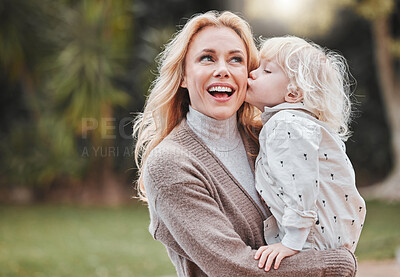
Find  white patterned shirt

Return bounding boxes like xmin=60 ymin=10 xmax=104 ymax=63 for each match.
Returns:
xmin=255 ymin=102 xmax=366 ymax=252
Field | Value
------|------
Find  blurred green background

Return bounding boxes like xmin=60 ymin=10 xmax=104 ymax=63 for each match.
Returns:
xmin=1 ymin=0 xmax=400 ymax=276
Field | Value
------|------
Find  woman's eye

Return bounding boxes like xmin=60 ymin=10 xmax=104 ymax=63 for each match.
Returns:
xmin=200 ymin=55 xmax=213 ymax=62
xmin=231 ymin=56 xmax=243 ymax=63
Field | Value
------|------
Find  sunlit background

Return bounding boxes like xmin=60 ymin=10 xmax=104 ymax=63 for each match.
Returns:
xmin=0 ymin=0 xmax=399 ymax=276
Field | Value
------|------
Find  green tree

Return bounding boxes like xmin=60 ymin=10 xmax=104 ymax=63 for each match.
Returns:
xmin=45 ymin=0 xmax=132 ymax=204
xmin=0 ymin=0 xmax=133 ymax=204
xmin=0 ymin=0 xmax=84 ymax=191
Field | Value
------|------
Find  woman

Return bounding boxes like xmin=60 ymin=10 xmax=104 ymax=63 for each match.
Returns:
xmin=134 ymin=11 xmax=356 ymax=276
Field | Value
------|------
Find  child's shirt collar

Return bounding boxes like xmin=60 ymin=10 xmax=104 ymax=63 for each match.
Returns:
xmin=261 ymin=102 xmax=319 ymax=124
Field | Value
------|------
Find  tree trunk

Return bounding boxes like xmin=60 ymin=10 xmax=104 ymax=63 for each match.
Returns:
xmin=78 ymin=152 xmax=129 ymax=206
xmin=360 ymin=17 xmax=400 ymax=201
xmin=79 ymin=106 xmax=130 ymax=206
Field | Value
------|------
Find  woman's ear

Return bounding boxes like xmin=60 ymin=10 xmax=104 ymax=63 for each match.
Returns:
xmin=181 ymin=76 xmax=187 ymax=88
xmin=285 ymin=88 xmax=303 ymax=103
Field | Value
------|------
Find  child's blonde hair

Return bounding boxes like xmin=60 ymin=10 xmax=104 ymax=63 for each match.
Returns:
xmin=259 ymin=35 xmax=353 ymax=140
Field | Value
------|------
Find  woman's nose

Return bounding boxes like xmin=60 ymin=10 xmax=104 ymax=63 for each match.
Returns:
xmin=213 ymin=61 xmax=230 ymax=78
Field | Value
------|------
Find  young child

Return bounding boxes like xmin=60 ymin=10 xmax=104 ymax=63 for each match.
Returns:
xmin=245 ymin=36 xmax=366 ymax=271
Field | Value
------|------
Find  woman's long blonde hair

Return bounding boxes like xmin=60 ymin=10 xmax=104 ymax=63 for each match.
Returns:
xmin=133 ymin=11 xmax=260 ymax=201
xmin=259 ymin=36 xmax=354 ymax=140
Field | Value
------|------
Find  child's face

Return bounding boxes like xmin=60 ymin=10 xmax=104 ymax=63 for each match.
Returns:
xmin=246 ymin=59 xmax=289 ymax=111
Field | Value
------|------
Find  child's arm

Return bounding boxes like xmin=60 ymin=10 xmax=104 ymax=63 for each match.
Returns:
xmin=255 ymin=113 xmax=323 ymax=271
xmin=255 ymin=226 xmax=310 ymax=271
xmin=281 ymin=226 xmax=310 ymax=251
xmin=259 ymin=112 xmax=322 ymax=235
xmin=254 ymin=243 xmax=299 ymax=271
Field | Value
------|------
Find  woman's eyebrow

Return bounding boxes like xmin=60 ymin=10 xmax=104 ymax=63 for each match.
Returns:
xmin=201 ymin=49 xmax=216 ymax=53
xmin=229 ymin=50 xmax=245 ymax=55
xmin=200 ymin=49 xmax=244 ymax=55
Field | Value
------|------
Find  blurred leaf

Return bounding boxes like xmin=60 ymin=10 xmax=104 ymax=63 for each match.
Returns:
xmin=390 ymin=38 xmax=400 ymax=58
xmin=44 ymin=0 xmax=132 ymax=140
xmin=356 ymin=0 xmax=395 ymax=21
xmin=0 ymin=0 xmax=58 ymax=81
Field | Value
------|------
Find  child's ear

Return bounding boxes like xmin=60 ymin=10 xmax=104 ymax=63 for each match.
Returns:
xmin=285 ymin=88 xmax=303 ymax=103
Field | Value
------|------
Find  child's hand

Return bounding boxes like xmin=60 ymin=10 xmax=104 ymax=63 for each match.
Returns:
xmin=254 ymin=242 xmax=299 ymax=271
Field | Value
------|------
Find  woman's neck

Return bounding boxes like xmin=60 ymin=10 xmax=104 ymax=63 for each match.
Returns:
xmin=186 ymin=106 xmax=241 ymax=152
xmin=186 ymin=105 xmax=269 ymax=218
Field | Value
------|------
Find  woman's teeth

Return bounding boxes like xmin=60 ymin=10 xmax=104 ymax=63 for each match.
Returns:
xmin=208 ymin=86 xmax=234 ymax=97
xmin=208 ymin=86 xmax=232 ymax=93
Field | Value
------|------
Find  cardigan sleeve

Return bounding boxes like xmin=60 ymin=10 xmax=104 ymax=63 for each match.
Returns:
xmin=150 ymin=181 xmax=356 ymax=276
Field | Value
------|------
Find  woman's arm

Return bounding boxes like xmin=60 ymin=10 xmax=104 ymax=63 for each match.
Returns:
xmin=148 ymin=179 xmax=356 ymax=276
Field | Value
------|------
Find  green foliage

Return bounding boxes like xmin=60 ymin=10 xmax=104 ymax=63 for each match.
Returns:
xmin=0 ymin=122 xmax=84 ymax=187
xmin=0 ymin=0 xmax=134 ymax=188
xmin=356 ymin=0 xmax=395 ymax=20
xmin=45 ymin=0 xmax=132 ymax=138
xmin=0 ymin=0 xmax=50 ymax=80
xmin=390 ymin=38 xmax=400 ymax=58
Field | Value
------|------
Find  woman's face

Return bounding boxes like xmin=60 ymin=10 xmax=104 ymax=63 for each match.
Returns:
xmin=181 ymin=26 xmax=248 ymax=120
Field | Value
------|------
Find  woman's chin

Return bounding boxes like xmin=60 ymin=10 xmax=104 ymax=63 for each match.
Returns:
xmin=208 ymin=108 xmax=237 ymax=120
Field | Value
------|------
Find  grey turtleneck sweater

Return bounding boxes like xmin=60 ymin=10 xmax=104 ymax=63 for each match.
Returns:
xmin=186 ymin=106 xmax=268 ymax=218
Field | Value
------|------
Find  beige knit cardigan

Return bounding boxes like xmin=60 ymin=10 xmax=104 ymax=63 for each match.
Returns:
xmin=143 ymin=119 xmax=357 ymax=277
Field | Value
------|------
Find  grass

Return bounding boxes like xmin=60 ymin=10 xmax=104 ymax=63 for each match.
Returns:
xmin=355 ymin=200 xmax=400 ymax=260
xmin=0 ymin=204 xmax=176 ymax=277
xmin=0 ymin=200 xmax=399 ymax=276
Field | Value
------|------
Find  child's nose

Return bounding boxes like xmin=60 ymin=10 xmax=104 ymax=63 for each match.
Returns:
xmin=249 ymin=70 xmax=256 ymax=79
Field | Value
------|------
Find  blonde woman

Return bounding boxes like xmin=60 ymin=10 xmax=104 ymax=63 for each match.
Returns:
xmin=246 ymin=36 xmax=365 ymax=271
xmin=134 ymin=11 xmax=357 ymax=276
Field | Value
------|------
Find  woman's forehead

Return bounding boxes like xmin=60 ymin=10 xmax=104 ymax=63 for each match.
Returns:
xmin=188 ymin=26 xmax=247 ymax=54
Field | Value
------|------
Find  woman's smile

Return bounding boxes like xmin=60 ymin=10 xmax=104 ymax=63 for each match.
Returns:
xmin=207 ymin=83 xmax=235 ymax=101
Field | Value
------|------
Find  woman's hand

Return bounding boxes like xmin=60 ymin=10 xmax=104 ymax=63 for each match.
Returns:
xmin=254 ymin=242 xmax=299 ymax=271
